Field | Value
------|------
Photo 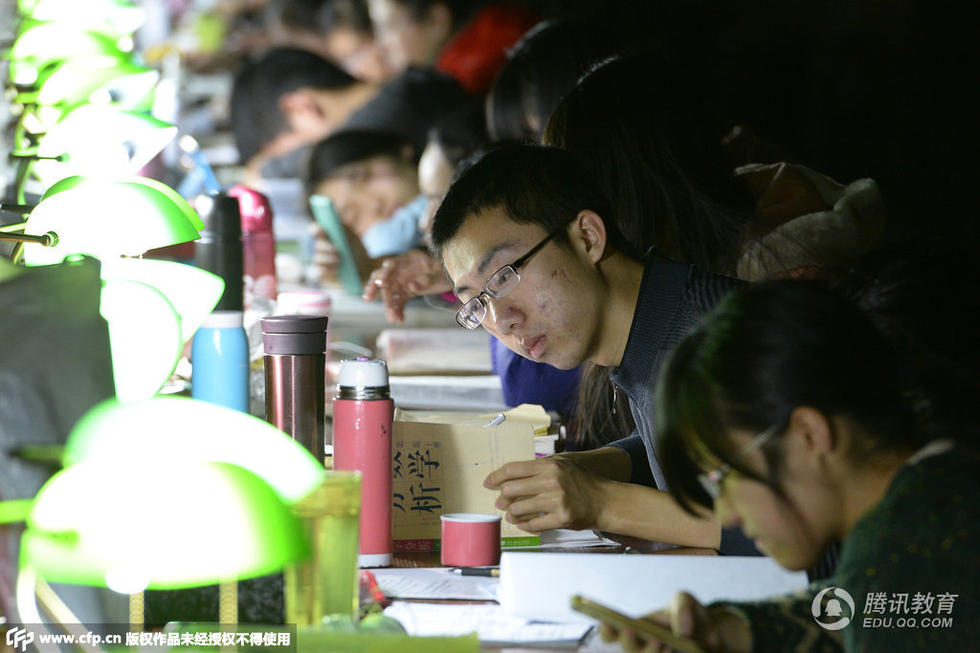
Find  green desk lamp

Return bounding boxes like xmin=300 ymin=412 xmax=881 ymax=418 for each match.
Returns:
xmin=100 ymin=258 xmax=224 ymax=344
xmin=6 ymin=22 xmax=131 ymax=87
xmin=99 ymin=277 xmax=183 ymax=402
xmin=16 ymin=461 xmax=310 ymax=634
xmin=42 ymin=174 xmax=205 ymax=230
xmin=21 ymin=461 xmax=309 ymax=592
xmin=30 ymin=105 xmax=176 ymax=187
xmin=63 ymin=396 xmax=326 ymax=504
xmin=19 ymin=0 xmax=146 ymax=40
xmin=5 ymin=176 xmax=201 ymax=265
xmin=27 ymin=58 xmax=158 ymax=114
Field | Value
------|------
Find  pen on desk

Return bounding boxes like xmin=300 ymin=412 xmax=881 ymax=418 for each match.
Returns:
xmin=450 ymin=567 xmax=500 ymax=577
xmin=484 ymin=413 xmax=506 ymax=427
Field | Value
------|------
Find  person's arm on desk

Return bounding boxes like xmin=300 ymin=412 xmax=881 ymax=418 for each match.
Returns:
xmin=483 ymin=447 xmax=721 ymax=549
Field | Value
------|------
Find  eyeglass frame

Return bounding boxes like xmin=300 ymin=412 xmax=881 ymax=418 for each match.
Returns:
xmin=455 ymin=230 xmax=559 ymax=329
xmin=696 ymin=423 xmax=782 ymax=500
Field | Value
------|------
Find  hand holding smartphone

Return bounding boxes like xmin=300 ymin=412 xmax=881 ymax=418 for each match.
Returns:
xmin=309 ymin=194 xmax=364 ymax=296
xmin=570 ymin=594 xmax=706 ymax=653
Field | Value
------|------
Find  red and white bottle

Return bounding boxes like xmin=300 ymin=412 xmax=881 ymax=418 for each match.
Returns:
xmin=229 ymin=185 xmax=277 ymax=307
xmin=332 ymin=358 xmax=394 ymax=567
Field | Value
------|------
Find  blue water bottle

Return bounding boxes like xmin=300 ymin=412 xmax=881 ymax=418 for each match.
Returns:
xmin=192 ymin=310 xmax=250 ymax=412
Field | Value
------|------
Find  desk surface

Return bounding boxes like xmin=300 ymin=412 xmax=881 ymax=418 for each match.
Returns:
xmin=387 ymin=536 xmax=717 ymax=652
xmin=392 ymin=541 xmax=717 ymax=568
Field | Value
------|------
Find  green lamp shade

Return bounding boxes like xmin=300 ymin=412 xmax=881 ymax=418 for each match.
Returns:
xmin=100 ymin=278 xmax=183 ymax=401
xmin=100 ymin=258 xmax=224 ymax=343
xmin=21 ymin=461 xmax=310 ymax=591
xmin=41 ymin=175 xmax=206 ymax=231
xmin=8 ymin=23 xmax=130 ymax=85
xmin=64 ymin=396 xmax=326 ymax=505
xmin=33 ymin=105 xmax=176 ymax=184
xmin=22 ymin=176 xmax=201 ymax=265
xmin=22 ymin=0 xmax=146 ymax=39
xmin=32 ymin=58 xmax=158 ymax=113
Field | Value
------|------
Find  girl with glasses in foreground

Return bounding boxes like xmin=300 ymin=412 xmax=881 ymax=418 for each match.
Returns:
xmin=601 ymin=281 xmax=976 ymax=652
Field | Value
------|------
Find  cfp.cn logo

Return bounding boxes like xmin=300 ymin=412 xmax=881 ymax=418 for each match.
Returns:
xmin=6 ymin=626 xmax=35 ymax=652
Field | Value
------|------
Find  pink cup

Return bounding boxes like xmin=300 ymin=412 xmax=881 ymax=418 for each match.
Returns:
xmin=440 ymin=513 xmax=502 ymax=567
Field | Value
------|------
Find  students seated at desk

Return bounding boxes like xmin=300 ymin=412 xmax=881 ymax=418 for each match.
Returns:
xmin=306 ymin=67 xmax=470 ymax=275
xmin=428 ymin=143 xmax=749 ymax=551
xmin=600 ymin=281 xmax=977 ymax=652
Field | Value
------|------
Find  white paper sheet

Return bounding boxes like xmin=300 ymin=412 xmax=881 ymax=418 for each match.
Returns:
xmin=499 ymin=552 xmax=808 ymax=623
xmin=373 ymin=567 xmax=499 ymax=601
xmin=383 ymin=601 xmax=594 ymax=646
xmin=506 ymin=529 xmax=620 ymax=550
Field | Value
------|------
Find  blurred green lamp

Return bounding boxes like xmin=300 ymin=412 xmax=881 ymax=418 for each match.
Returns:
xmin=42 ymin=174 xmax=205 ymax=229
xmin=20 ymin=0 xmax=146 ymax=40
xmin=64 ymin=396 xmax=326 ymax=504
xmin=7 ymin=23 xmax=131 ymax=87
xmin=20 ymin=461 xmax=310 ymax=593
xmin=100 ymin=277 xmax=183 ymax=402
xmin=7 ymin=176 xmax=200 ymax=265
xmin=97 ymin=260 xmax=223 ymax=400
xmin=22 ymin=58 xmax=158 ymax=116
xmin=100 ymin=258 xmax=224 ymax=343
xmin=29 ymin=105 xmax=176 ymax=185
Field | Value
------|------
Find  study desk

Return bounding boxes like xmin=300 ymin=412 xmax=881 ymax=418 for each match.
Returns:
xmin=324 ymin=288 xmax=458 ymax=352
xmin=391 ymin=540 xmax=717 ymax=568
xmin=386 ymin=538 xmax=717 ymax=652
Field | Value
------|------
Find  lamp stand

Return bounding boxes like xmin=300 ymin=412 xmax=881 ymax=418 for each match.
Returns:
xmin=219 ymin=581 xmax=238 ymax=624
xmin=16 ymin=565 xmax=106 ymax=653
xmin=129 ymin=591 xmax=144 ymax=632
xmin=0 ymin=230 xmax=58 ymax=246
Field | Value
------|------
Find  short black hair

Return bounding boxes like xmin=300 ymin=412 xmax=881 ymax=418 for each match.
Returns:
xmin=427 ymin=101 xmax=488 ymax=169
xmin=230 ymin=47 xmax=357 ymax=163
xmin=306 ymin=129 xmax=414 ymax=195
xmin=429 ymin=143 xmax=621 ymax=257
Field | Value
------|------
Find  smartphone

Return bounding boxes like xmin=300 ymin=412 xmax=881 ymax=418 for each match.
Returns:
xmin=570 ymin=595 xmax=705 ymax=653
xmin=309 ymin=194 xmax=363 ymax=296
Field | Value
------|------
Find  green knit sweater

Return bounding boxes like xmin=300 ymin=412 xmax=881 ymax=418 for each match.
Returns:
xmin=714 ymin=444 xmax=979 ymax=652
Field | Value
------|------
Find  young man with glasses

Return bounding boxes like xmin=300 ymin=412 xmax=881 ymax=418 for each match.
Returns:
xmin=429 ymin=144 xmax=753 ymax=551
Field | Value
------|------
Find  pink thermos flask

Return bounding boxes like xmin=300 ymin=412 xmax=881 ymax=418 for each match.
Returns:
xmin=228 ymin=185 xmax=278 ymax=306
xmin=332 ymin=358 xmax=394 ymax=567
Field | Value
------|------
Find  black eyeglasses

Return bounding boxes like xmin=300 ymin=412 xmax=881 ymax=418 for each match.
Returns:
xmin=455 ymin=231 xmax=557 ymax=329
xmin=697 ymin=424 xmax=782 ymax=500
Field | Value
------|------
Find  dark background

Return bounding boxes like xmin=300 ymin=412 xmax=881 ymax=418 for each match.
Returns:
xmin=544 ymin=0 xmax=979 ymax=245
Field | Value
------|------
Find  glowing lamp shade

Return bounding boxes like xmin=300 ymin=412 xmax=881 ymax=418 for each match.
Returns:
xmin=21 ymin=176 xmax=201 ymax=265
xmin=100 ymin=258 xmax=224 ymax=343
xmin=100 ymin=278 xmax=182 ymax=401
xmin=32 ymin=106 xmax=176 ymax=184
xmin=33 ymin=58 xmax=158 ymax=114
xmin=8 ymin=23 xmax=129 ymax=85
xmin=64 ymin=397 xmax=326 ymax=505
xmin=41 ymin=175 xmax=206 ymax=231
xmin=21 ymin=462 xmax=309 ymax=591
xmin=21 ymin=0 xmax=146 ymax=39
